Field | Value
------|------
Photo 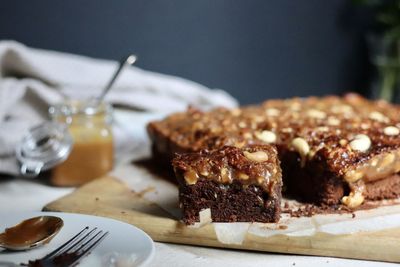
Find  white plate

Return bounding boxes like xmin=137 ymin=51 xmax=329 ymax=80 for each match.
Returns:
xmin=0 ymin=212 xmax=155 ymax=266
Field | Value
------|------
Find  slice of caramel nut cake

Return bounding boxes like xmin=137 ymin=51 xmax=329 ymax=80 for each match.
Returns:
xmin=172 ymin=145 xmax=282 ymax=224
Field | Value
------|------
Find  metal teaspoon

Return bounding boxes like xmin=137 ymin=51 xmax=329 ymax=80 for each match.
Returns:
xmin=0 ymin=216 xmax=63 ymax=251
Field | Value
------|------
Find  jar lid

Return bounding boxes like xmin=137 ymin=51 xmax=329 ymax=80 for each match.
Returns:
xmin=16 ymin=122 xmax=73 ymax=177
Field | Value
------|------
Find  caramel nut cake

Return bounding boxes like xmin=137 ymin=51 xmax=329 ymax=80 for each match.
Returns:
xmin=172 ymin=145 xmax=282 ymax=224
xmin=147 ymin=93 xmax=400 ymax=223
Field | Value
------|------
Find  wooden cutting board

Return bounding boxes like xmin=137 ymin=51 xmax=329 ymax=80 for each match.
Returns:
xmin=44 ymin=176 xmax=400 ymax=263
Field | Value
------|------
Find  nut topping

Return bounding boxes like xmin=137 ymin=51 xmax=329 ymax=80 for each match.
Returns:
xmin=315 ymin=126 xmax=329 ymax=132
xmin=220 ymin=167 xmax=232 ymax=183
xmin=243 ymin=151 xmax=269 ymax=162
xmin=379 ymin=153 xmax=395 ymax=169
xmin=238 ymin=121 xmax=246 ymax=128
xmin=243 ymin=132 xmax=253 ymax=139
xmin=331 ymin=105 xmax=353 ymax=114
xmin=307 ymin=109 xmax=326 ymax=119
xmin=251 ymin=115 xmax=265 ymax=123
xmin=327 ymin=116 xmax=340 ymax=126
xmin=349 ymin=134 xmax=371 ymax=152
xmin=281 ymin=127 xmax=293 ymax=133
xmin=291 ymin=137 xmax=310 ymax=157
xmin=265 ymin=108 xmax=280 ymax=116
xmin=255 ymin=130 xmax=277 ymax=143
xmin=200 ymin=169 xmax=209 ymax=177
xmin=384 ymin=126 xmax=400 ymax=136
xmin=360 ymin=123 xmax=370 ymax=130
xmin=290 ymin=102 xmax=301 ymax=111
xmin=344 ymin=170 xmax=363 ymax=183
xmin=233 ymin=140 xmax=246 ymax=148
xmin=231 ymin=108 xmax=242 ymax=116
xmin=184 ymin=169 xmax=199 ymax=185
xmin=339 ymin=139 xmax=348 ymax=146
xmin=291 ymin=137 xmax=310 ymax=167
xmin=369 ymin=111 xmax=389 ymax=123
xmin=237 ymin=172 xmax=250 ymax=180
xmin=341 ymin=191 xmax=364 ymax=208
xmin=342 ymin=179 xmax=365 ymax=208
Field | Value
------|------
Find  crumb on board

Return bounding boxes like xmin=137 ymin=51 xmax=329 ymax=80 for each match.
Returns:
xmin=284 ymin=202 xmax=289 ymax=209
xmin=134 ymin=186 xmax=156 ymax=198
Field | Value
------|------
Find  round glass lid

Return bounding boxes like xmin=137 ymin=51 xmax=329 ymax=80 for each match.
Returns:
xmin=16 ymin=122 xmax=73 ymax=177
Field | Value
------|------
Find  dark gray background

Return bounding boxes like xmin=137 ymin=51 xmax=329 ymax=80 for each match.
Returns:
xmin=0 ymin=0 xmax=370 ymax=104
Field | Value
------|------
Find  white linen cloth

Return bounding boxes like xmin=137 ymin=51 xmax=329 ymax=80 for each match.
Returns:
xmin=0 ymin=40 xmax=237 ymax=176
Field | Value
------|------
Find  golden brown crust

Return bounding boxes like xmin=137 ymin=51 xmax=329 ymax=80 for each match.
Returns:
xmin=148 ymin=93 xmax=400 ymax=176
xmin=172 ymin=145 xmax=282 ymax=195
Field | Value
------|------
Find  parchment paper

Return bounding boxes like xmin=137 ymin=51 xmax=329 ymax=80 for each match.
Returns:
xmin=111 ymin=147 xmax=400 ymax=245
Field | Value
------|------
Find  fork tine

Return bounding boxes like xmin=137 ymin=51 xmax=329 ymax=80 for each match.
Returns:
xmin=81 ymin=231 xmax=108 ymax=255
xmin=42 ymin=226 xmax=89 ymax=260
xmin=65 ymin=231 xmax=109 ymax=267
xmin=49 ymin=227 xmax=98 ymax=259
xmin=75 ymin=230 xmax=103 ymax=252
xmin=27 ymin=228 xmax=108 ymax=267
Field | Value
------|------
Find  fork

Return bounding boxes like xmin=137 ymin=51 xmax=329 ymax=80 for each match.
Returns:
xmin=26 ymin=227 xmax=109 ymax=267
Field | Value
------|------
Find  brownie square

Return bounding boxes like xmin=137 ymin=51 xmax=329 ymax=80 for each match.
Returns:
xmin=172 ymin=145 xmax=282 ymax=224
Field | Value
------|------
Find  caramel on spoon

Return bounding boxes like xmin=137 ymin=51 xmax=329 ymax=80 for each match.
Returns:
xmin=0 ymin=216 xmax=63 ymax=251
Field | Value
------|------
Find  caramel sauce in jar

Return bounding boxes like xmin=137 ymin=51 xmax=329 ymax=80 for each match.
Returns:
xmin=49 ymin=100 xmax=114 ymax=186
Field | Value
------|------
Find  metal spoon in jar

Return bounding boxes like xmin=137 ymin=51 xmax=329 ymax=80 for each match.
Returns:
xmin=0 ymin=216 xmax=63 ymax=250
xmin=95 ymin=54 xmax=137 ymax=104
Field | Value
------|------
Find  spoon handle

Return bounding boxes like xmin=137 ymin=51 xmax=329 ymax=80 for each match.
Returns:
xmin=96 ymin=54 xmax=137 ymax=103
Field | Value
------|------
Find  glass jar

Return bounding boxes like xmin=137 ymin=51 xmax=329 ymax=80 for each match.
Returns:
xmin=48 ymin=100 xmax=114 ymax=186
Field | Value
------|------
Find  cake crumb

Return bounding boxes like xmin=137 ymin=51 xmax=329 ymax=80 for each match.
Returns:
xmin=95 ymin=197 xmax=99 ymax=201
xmin=352 ymin=213 xmax=356 ymax=218
xmin=135 ymin=186 xmax=156 ymax=198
